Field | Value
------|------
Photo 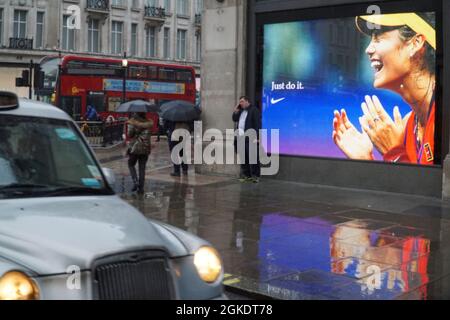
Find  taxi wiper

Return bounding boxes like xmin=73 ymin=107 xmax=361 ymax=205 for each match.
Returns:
xmin=0 ymin=183 xmax=53 ymax=191
xmin=45 ymin=186 xmax=111 ymax=196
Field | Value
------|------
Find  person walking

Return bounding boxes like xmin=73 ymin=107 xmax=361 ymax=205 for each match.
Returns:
xmin=127 ymin=113 xmax=153 ymax=193
xmin=165 ymin=120 xmax=191 ymax=177
xmin=232 ymin=96 xmax=261 ymax=183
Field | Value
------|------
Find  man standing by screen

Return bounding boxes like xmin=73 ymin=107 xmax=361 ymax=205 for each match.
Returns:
xmin=233 ymin=96 xmax=262 ymax=183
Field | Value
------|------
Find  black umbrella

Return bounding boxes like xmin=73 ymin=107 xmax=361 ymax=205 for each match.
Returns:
xmin=160 ymin=100 xmax=201 ymax=122
xmin=116 ymin=100 xmax=160 ymax=113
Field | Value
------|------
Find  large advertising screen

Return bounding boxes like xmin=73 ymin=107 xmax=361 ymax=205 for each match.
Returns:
xmin=262 ymin=12 xmax=437 ymax=166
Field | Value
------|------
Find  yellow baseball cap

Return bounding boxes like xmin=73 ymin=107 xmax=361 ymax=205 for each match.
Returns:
xmin=355 ymin=13 xmax=436 ymax=49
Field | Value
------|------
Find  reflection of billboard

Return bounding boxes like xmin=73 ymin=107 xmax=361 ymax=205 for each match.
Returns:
xmin=259 ymin=214 xmax=430 ymax=299
xmin=262 ymin=12 xmax=437 ymax=166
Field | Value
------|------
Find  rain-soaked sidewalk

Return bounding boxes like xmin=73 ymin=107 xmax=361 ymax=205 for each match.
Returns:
xmin=97 ymin=138 xmax=450 ymax=300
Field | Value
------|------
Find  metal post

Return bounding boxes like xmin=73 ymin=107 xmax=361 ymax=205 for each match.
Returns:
xmin=29 ymin=60 xmax=33 ymax=99
xmin=122 ymin=52 xmax=127 ymax=104
xmin=56 ymin=63 xmax=62 ymax=108
xmin=57 ymin=51 xmax=62 ymax=108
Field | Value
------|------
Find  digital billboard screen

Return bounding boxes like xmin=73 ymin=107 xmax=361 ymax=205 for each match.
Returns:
xmin=262 ymin=12 xmax=438 ymax=166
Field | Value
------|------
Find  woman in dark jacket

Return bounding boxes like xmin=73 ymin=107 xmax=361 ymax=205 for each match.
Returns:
xmin=127 ymin=113 xmax=153 ymax=193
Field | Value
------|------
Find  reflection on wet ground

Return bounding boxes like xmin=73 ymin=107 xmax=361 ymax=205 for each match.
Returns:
xmin=98 ymin=140 xmax=450 ymax=300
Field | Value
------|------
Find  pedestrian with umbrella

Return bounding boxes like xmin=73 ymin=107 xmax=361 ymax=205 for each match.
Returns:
xmin=160 ymin=100 xmax=200 ymax=177
xmin=116 ymin=100 xmax=160 ymax=113
xmin=117 ymin=100 xmax=157 ymax=193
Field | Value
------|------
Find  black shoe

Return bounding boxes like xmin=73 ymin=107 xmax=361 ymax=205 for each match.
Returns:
xmin=131 ymin=182 xmax=139 ymax=192
xmin=250 ymin=177 xmax=260 ymax=183
xmin=137 ymin=188 xmax=145 ymax=194
xmin=171 ymin=172 xmax=181 ymax=177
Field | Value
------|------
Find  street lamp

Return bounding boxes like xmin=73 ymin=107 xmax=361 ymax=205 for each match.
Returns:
xmin=122 ymin=52 xmax=128 ymax=104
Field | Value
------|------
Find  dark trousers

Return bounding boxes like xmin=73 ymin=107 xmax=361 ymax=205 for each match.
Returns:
xmin=235 ymin=137 xmax=260 ymax=178
xmin=128 ymin=154 xmax=149 ymax=191
xmin=168 ymin=139 xmax=188 ymax=173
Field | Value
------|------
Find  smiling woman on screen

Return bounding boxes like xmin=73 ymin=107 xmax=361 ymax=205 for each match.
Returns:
xmin=332 ymin=13 xmax=436 ymax=165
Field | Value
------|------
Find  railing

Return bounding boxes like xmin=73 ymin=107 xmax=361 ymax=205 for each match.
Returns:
xmin=144 ymin=6 xmax=165 ymax=19
xmin=195 ymin=13 xmax=202 ymax=25
xmin=9 ymin=38 xmax=33 ymax=50
xmin=77 ymin=121 xmax=125 ymax=147
xmin=87 ymin=0 xmax=110 ymax=11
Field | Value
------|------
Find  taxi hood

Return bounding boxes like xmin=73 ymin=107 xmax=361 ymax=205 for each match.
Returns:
xmin=0 ymin=196 xmax=190 ymax=275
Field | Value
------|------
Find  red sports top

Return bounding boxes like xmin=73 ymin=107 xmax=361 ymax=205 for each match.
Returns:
xmin=383 ymin=101 xmax=435 ymax=165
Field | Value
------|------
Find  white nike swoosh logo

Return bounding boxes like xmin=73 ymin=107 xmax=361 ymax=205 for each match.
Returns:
xmin=271 ymin=98 xmax=286 ymax=104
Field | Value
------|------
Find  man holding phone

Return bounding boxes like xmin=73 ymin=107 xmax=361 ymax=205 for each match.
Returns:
xmin=232 ymin=96 xmax=261 ymax=183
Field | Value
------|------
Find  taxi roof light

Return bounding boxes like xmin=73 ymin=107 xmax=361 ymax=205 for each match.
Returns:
xmin=0 ymin=91 xmax=19 ymax=111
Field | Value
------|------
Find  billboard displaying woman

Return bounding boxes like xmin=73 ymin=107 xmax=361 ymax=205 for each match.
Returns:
xmin=262 ymin=12 xmax=437 ymax=166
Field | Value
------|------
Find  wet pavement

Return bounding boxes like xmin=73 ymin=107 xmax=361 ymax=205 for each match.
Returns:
xmin=97 ymin=138 xmax=450 ymax=300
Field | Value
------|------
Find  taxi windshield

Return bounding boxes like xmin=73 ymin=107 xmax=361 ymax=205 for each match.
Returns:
xmin=0 ymin=115 xmax=112 ymax=199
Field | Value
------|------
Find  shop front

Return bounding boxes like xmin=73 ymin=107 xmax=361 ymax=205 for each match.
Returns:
xmin=246 ymin=0 xmax=449 ymax=197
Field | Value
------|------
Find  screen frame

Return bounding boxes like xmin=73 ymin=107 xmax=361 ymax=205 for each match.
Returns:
xmin=253 ymin=0 xmax=445 ymax=168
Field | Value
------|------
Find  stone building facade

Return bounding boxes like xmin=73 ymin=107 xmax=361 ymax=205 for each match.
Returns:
xmin=0 ymin=0 xmax=203 ymax=96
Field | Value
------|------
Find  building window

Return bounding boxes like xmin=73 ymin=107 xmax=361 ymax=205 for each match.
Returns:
xmin=111 ymin=21 xmax=123 ymax=54
xmin=36 ymin=12 xmax=45 ymax=49
xmin=177 ymin=29 xmax=186 ymax=59
xmin=131 ymin=23 xmax=138 ymax=56
xmin=163 ymin=27 xmax=170 ymax=58
xmin=88 ymin=19 xmax=100 ymax=53
xmin=14 ymin=10 xmax=27 ymax=38
xmin=0 ymin=8 xmax=3 ymax=45
xmin=62 ymin=15 xmax=75 ymax=51
xmin=177 ymin=0 xmax=188 ymax=16
xmin=195 ymin=0 xmax=203 ymax=14
xmin=132 ymin=0 xmax=139 ymax=9
xmin=146 ymin=26 xmax=156 ymax=57
xmin=163 ymin=0 xmax=171 ymax=12
xmin=146 ymin=0 xmax=157 ymax=6
xmin=112 ymin=0 xmax=124 ymax=6
xmin=195 ymin=33 xmax=201 ymax=61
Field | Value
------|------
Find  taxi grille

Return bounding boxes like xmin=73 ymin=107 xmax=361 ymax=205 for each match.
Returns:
xmin=93 ymin=251 xmax=175 ymax=300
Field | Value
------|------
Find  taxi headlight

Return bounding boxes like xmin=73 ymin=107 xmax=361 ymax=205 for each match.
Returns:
xmin=0 ymin=271 xmax=40 ymax=300
xmin=194 ymin=246 xmax=223 ymax=283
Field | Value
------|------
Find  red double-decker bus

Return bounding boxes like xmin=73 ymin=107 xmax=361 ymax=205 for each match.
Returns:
xmin=35 ymin=55 xmax=197 ymax=133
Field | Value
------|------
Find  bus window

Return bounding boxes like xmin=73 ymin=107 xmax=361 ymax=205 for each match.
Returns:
xmin=159 ymin=68 xmax=176 ymax=81
xmin=41 ymin=58 xmax=60 ymax=89
xmin=67 ymin=61 xmax=121 ymax=76
xmin=129 ymin=66 xmax=147 ymax=79
xmin=176 ymin=71 xmax=193 ymax=82
xmin=66 ymin=61 xmax=84 ymax=73
xmin=86 ymin=62 xmax=107 ymax=69
xmin=148 ymin=66 xmax=158 ymax=80
xmin=87 ymin=92 xmax=106 ymax=113
xmin=61 ymin=97 xmax=82 ymax=121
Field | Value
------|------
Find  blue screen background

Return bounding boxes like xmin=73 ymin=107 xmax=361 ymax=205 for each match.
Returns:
xmin=261 ymin=17 xmax=428 ymax=160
